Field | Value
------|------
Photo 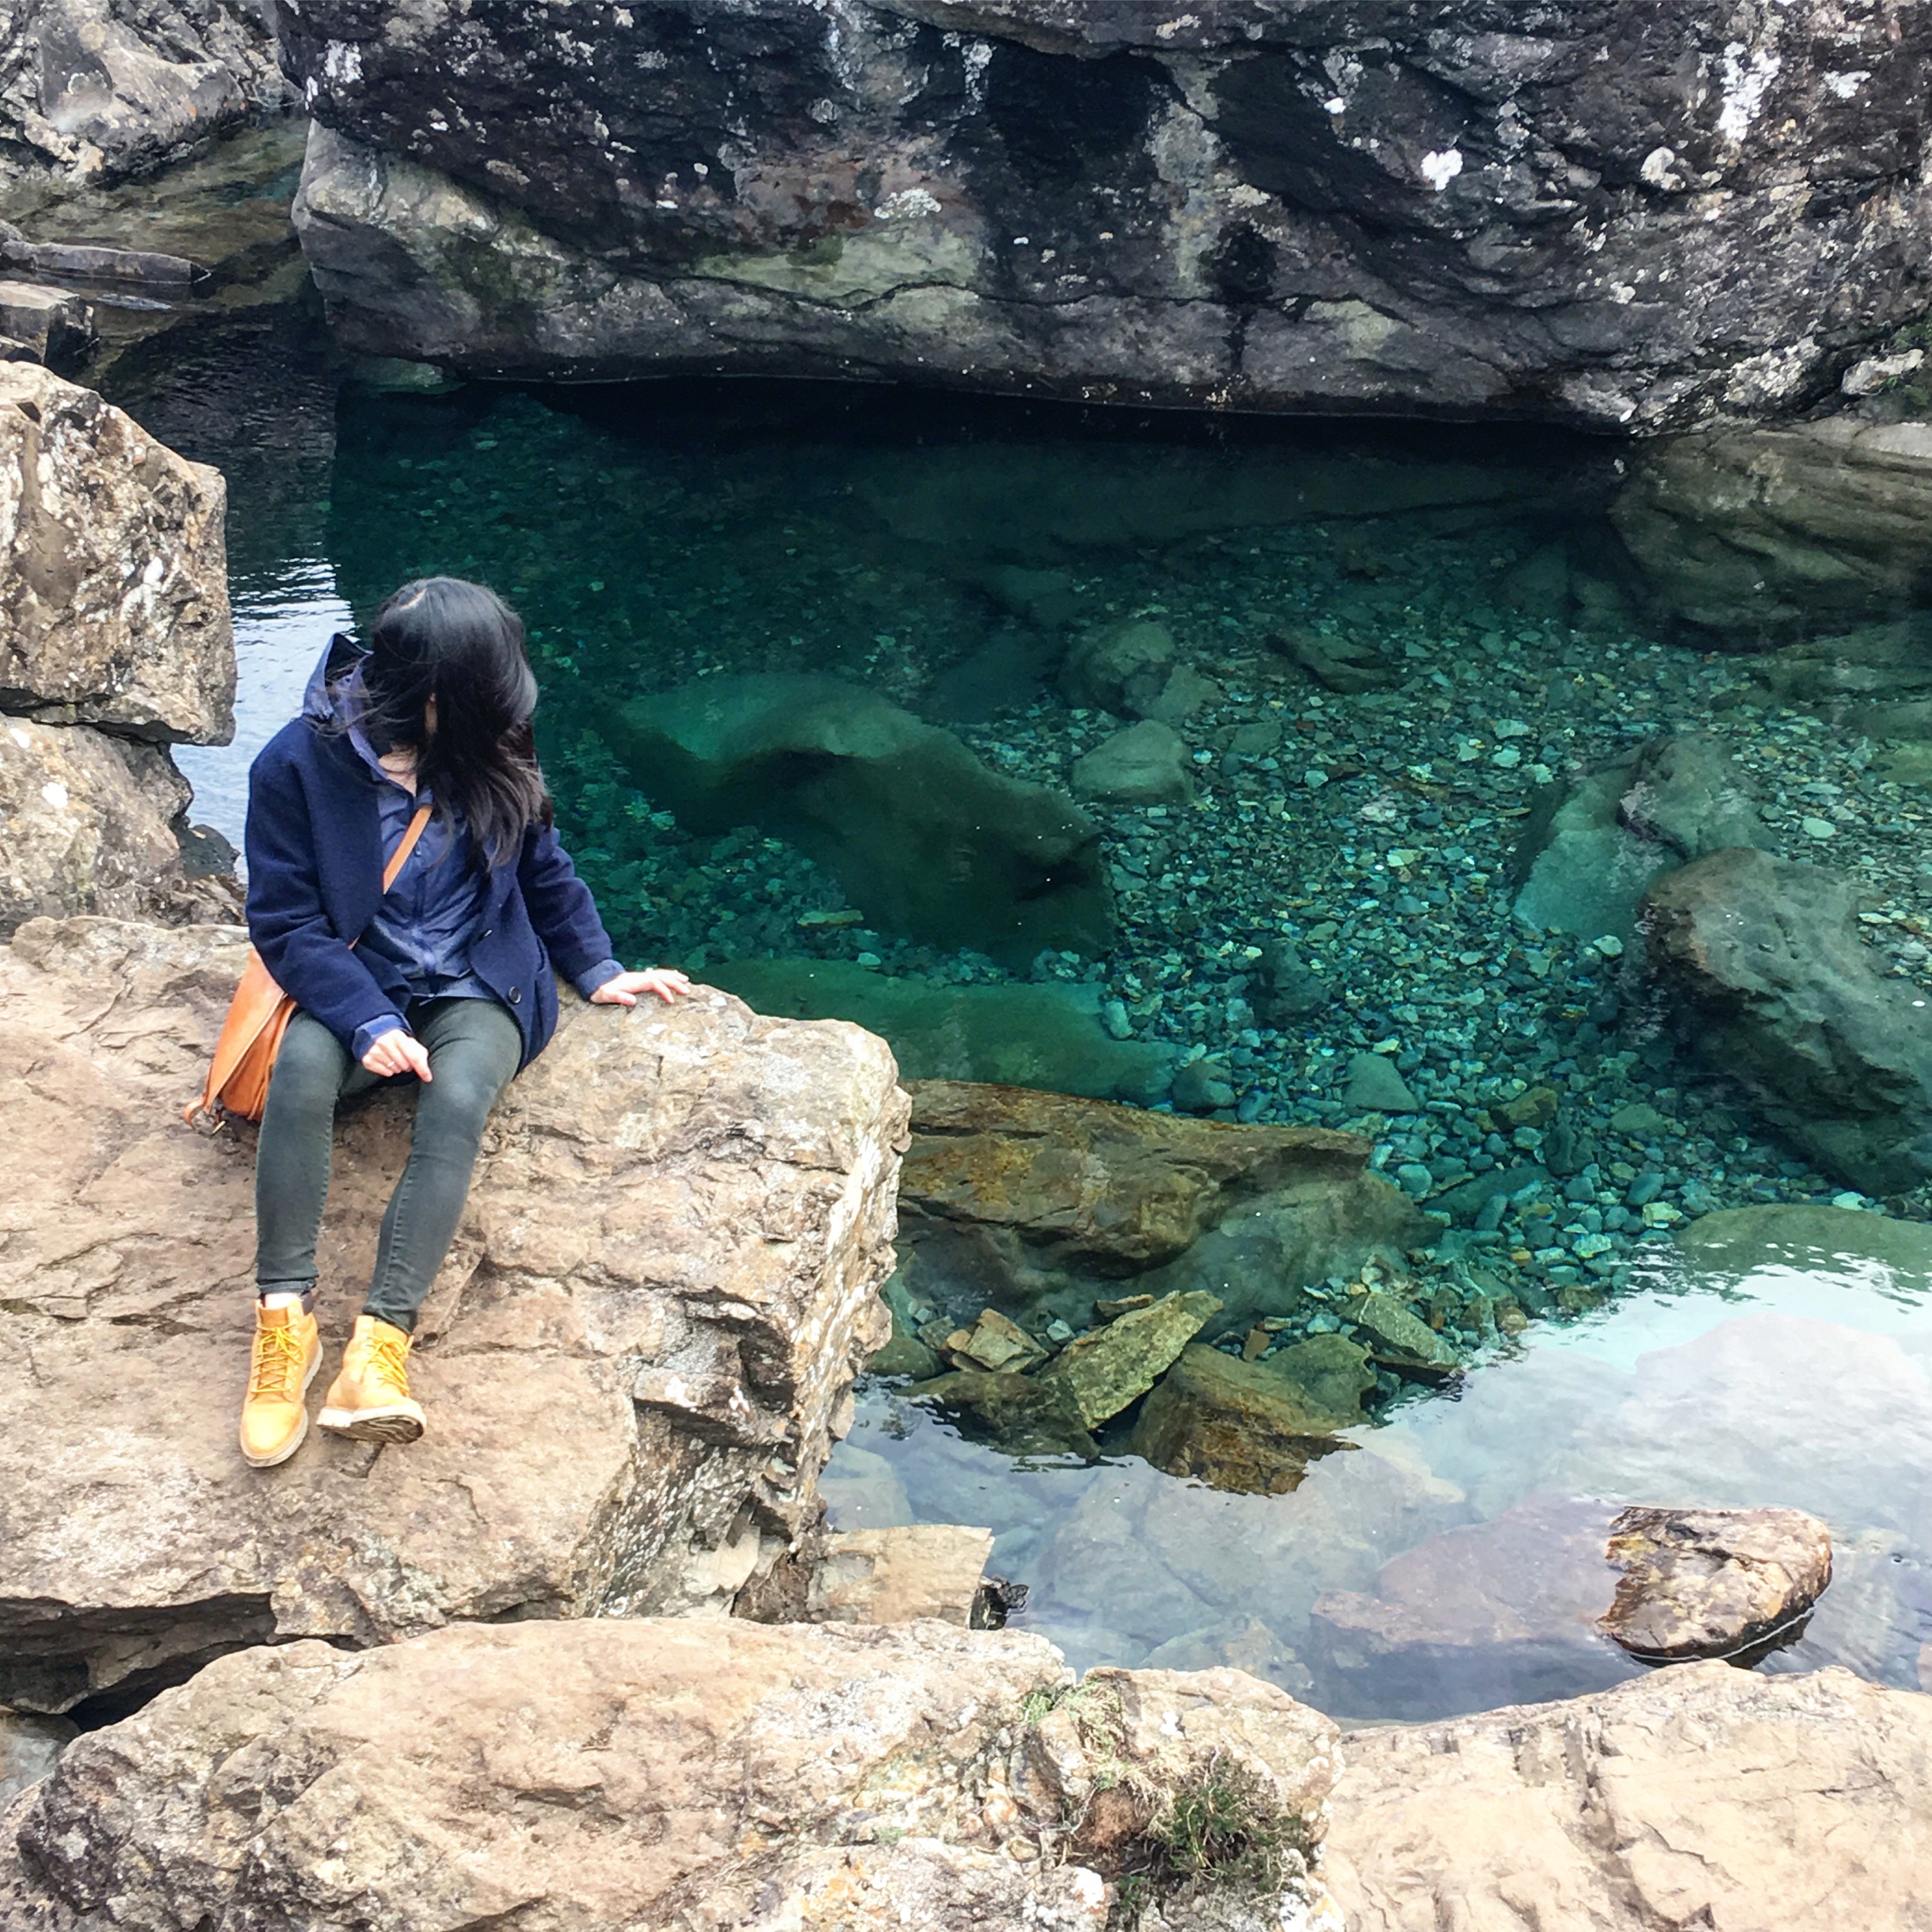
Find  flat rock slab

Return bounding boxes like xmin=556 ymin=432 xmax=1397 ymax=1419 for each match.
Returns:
xmin=0 ymin=917 xmax=906 ymax=1715
xmin=1 ymin=1617 xmax=1344 ymax=1932
xmin=1601 ymin=1504 xmax=1833 ymax=1661
xmin=1325 ymin=1660 xmax=1932 ymax=1932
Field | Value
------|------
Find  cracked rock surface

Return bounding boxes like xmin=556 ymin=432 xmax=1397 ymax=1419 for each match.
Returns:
xmin=0 ymin=916 xmax=906 ymax=1716
xmin=282 ymin=0 xmax=1932 ymax=426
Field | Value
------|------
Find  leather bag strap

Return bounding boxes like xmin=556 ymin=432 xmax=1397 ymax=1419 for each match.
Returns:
xmin=380 ymin=802 xmax=434 ymax=895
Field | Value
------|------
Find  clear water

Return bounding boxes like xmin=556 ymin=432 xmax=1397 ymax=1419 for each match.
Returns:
xmin=145 ymin=342 xmax=1932 ymax=1721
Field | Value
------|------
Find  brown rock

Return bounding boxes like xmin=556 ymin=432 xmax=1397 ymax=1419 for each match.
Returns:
xmin=1130 ymin=1344 xmax=1353 ymax=1496
xmin=1601 ymin=1504 xmax=1834 ymax=1661
xmin=805 ymin=1525 xmax=995 ymax=1628
xmin=1266 ymin=1333 xmax=1378 ymax=1426
xmin=900 ymin=1079 xmax=1382 ymax=1274
xmin=0 ymin=364 xmax=232 ymax=743
xmin=0 ymin=918 xmax=905 ymax=1715
xmin=1643 ymin=846 xmax=1932 ymax=1194
xmin=0 ymin=1617 xmax=1344 ymax=1932
xmin=1325 ymin=1661 xmax=1932 ymax=1932
xmin=908 ymin=1369 xmax=1099 ymax=1457
xmin=1037 ymin=1289 xmax=1222 ymax=1431
xmin=944 ymin=1305 xmax=1046 ymax=1372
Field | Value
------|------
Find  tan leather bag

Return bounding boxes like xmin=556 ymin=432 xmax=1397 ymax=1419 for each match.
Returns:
xmin=187 ymin=802 xmax=433 ymax=1125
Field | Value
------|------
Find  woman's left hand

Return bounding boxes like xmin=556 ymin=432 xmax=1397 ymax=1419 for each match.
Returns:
xmin=590 ymin=968 xmax=694 ymax=1007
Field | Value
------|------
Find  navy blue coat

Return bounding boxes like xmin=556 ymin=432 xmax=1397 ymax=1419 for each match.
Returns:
xmin=244 ymin=638 xmax=618 ymax=1072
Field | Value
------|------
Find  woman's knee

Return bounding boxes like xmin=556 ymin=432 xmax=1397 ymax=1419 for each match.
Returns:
xmin=266 ymin=1015 xmax=349 ymax=1110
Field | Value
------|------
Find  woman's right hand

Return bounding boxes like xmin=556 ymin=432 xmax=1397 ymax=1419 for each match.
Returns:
xmin=362 ymin=1027 xmax=433 ymax=1082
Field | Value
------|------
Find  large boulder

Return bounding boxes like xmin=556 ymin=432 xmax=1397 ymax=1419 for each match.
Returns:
xmin=705 ymin=958 xmax=1174 ymax=1104
xmin=0 ymin=364 xmax=231 ymax=745
xmin=1752 ymin=615 xmax=1932 ymax=740
xmin=1325 ymin=1661 xmax=1932 ymax=1932
xmin=0 ymin=718 xmax=189 ymax=933
xmin=893 ymin=1079 xmax=1428 ymax=1334
xmin=0 ymin=1617 xmax=1344 ymax=1932
xmin=282 ymin=0 xmax=1932 ymax=429
xmin=0 ymin=0 xmax=289 ymax=194
xmin=1613 ymin=417 xmax=1932 ymax=642
xmin=0 ymin=917 xmax=906 ymax=1717
xmin=603 ymin=674 xmax=1113 ymax=964
xmin=1642 ymin=847 xmax=1932 ymax=1194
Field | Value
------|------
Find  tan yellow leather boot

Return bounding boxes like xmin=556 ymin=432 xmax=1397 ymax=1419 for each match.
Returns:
xmin=318 ymin=1313 xmax=426 ymax=1444
xmin=239 ymin=1300 xmax=322 ymax=1468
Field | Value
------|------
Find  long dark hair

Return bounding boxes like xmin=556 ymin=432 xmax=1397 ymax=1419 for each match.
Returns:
xmin=355 ymin=577 xmax=552 ymax=866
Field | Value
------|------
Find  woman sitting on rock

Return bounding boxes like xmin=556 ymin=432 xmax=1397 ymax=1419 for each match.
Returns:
xmin=238 ymin=577 xmax=690 ymax=1468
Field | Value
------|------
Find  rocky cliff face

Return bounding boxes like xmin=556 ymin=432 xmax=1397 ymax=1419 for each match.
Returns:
xmin=282 ymin=0 xmax=1932 ymax=426
xmin=0 ymin=917 xmax=906 ymax=1718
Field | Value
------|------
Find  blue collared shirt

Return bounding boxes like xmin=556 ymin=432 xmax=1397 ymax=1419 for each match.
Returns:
xmin=343 ymin=699 xmax=620 ymax=1059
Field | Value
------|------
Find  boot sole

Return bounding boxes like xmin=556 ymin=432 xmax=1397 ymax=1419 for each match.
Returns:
xmin=240 ymin=1343 xmax=324 ymax=1470
xmin=318 ymin=1404 xmax=425 ymax=1444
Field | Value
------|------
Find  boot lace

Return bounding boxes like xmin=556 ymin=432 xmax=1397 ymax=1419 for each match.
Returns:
xmin=249 ymin=1321 xmax=305 ymax=1402
xmin=366 ymin=1328 xmax=413 ymax=1400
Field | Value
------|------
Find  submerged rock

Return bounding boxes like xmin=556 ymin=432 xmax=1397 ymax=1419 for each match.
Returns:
xmin=1754 ymin=615 xmax=1932 ymax=740
xmin=1344 ymin=1289 xmax=1459 ymax=1378
xmin=1070 ymin=718 xmax=1193 ymax=807
xmin=1325 ymin=1660 xmax=1932 ymax=1932
xmin=1 ymin=1617 xmax=1344 ymax=1932
xmin=280 ymin=1 xmax=1932 ymax=429
xmin=1060 ymin=619 xmax=1176 ymax=715
xmin=1614 ymin=418 xmax=1932 ymax=641
xmin=1038 ymin=1289 xmax=1223 ymax=1431
xmin=908 ymin=1368 xmax=1099 ymax=1458
xmin=1341 ymin=1050 xmax=1419 ymax=1114
xmin=1600 ymin=1504 xmax=1834 ymax=1663
xmin=0 ymin=918 xmax=904 ymax=1716
xmin=0 ymin=364 xmax=232 ymax=743
xmin=604 ymin=674 xmax=1112 ymax=964
xmin=708 ymin=959 xmax=1174 ymax=1105
xmin=1643 ymin=848 xmax=1932 ymax=1194
xmin=1130 ymin=1344 xmax=1354 ymax=1497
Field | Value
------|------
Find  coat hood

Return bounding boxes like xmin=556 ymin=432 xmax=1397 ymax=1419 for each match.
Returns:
xmin=302 ymin=632 xmax=370 ymax=727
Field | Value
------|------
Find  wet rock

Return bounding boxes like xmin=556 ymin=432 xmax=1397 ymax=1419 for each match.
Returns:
xmin=803 ymin=1524 xmax=996 ymax=1628
xmin=1139 ymin=663 xmax=1222 ymax=727
xmin=1038 ymin=1289 xmax=1223 ymax=1431
xmin=924 ymin=627 xmax=1058 ymax=725
xmin=1170 ymin=1054 xmax=1237 ymax=1113
xmin=709 ymin=959 xmax=1174 ymax=1105
xmin=1512 ymin=734 xmax=1768 ymax=946
xmin=1310 ymin=1495 xmax=1631 ymax=1717
xmin=1 ymin=1707 xmax=72 ymax=1806
xmin=605 ymin=674 xmax=1112 ymax=964
xmin=944 ymin=1307 xmax=1048 ymax=1373
xmin=908 ymin=1369 xmax=1100 ymax=1459
xmin=866 ymin=1274 xmax=943 ymax=1380
xmin=0 ymin=281 xmax=94 ymax=367
xmin=1 ymin=364 xmax=232 ymax=743
xmin=1601 ymin=1504 xmax=1834 ymax=1662
xmin=1130 ymin=1344 xmax=1354 ymax=1496
xmin=1345 ymin=1290 xmax=1458 ymax=1378
xmin=1643 ymin=848 xmax=1932 ymax=1194
xmin=1255 ymin=939 xmax=1331 ymax=1025
xmin=1060 ymin=619 xmax=1176 ymax=716
xmin=0 ymin=0 xmax=287 ymax=193
xmin=1267 ymin=1334 xmax=1378 ymax=1427
xmin=1614 ymin=418 xmax=1932 ymax=641
xmin=1268 ymin=624 xmax=1394 ymax=695
xmin=0 ymin=718 xmax=194 ymax=935
xmin=1325 ymin=1661 xmax=1932 ymax=1932
xmin=1754 ymin=615 xmax=1932 ymax=740
xmin=973 ymin=563 xmax=1086 ymax=630
xmin=280 ymin=0 xmax=1932 ymax=427
xmin=0 ymin=920 xmax=904 ymax=1715
xmin=1070 ymin=718 xmax=1192 ymax=807
xmin=1342 ymin=1051 xmax=1419 ymax=1114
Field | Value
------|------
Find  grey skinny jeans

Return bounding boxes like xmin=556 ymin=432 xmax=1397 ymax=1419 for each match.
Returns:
xmin=254 ymin=998 xmax=522 ymax=1332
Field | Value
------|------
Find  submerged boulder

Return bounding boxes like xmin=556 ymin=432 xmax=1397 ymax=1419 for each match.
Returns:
xmin=707 ymin=959 xmax=1173 ymax=1104
xmin=604 ymin=674 xmax=1112 ymax=965
xmin=1035 ymin=1287 xmax=1222 ymax=1431
xmin=1070 ymin=718 xmax=1194 ymax=807
xmin=0 ymin=353 xmax=231 ymax=745
xmin=1643 ymin=848 xmax=1932 ymax=1194
xmin=1753 ymin=616 xmax=1932 ymax=740
xmin=1 ymin=1617 xmax=1344 ymax=1932
xmin=1613 ymin=418 xmax=1932 ymax=642
xmin=0 ymin=917 xmax=905 ymax=1716
xmin=1130 ymin=1344 xmax=1354 ymax=1497
xmin=1325 ymin=1660 xmax=1932 ymax=1932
